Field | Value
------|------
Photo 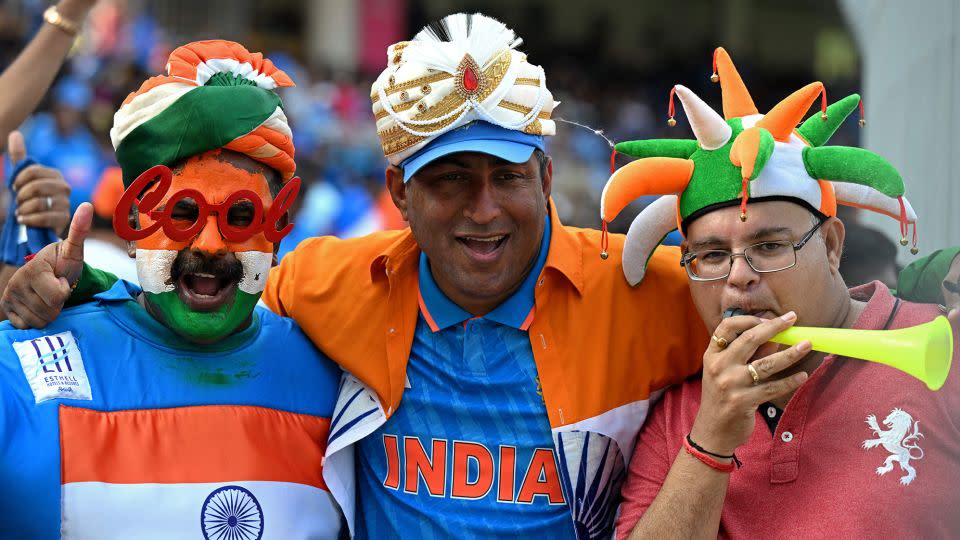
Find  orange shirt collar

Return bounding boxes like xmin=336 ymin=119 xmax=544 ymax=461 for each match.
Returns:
xmin=542 ymin=199 xmax=584 ymax=295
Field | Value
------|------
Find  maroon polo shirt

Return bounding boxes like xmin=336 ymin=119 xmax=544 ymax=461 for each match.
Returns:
xmin=617 ymin=282 xmax=960 ymax=538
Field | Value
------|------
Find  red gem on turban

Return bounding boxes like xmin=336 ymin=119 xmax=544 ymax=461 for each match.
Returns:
xmin=463 ymin=66 xmax=479 ymax=92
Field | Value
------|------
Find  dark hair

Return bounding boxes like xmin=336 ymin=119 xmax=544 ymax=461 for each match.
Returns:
xmin=262 ymin=168 xmax=284 ymax=199
xmin=258 ymin=166 xmax=283 ymax=199
xmin=533 ymin=149 xmax=549 ymax=181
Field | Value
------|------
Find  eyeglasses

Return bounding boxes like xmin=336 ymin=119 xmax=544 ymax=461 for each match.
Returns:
xmin=680 ymin=219 xmax=826 ymax=281
xmin=113 ymin=164 xmax=300 ymax=244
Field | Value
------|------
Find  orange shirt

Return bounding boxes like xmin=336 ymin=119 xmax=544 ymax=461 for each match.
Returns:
xmin=263 ymin=202 xmax=709 ymax=535
xmin=263 ymin=203 xmax=708 ymax=430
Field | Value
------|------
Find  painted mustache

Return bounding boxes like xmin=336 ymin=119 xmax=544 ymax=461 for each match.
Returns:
xmin=168 ymin=250 xmax=244 ymax=288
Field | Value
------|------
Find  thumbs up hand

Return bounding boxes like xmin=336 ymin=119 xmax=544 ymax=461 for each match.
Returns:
xmin=0 ymin=202 xmax=92 ymax=328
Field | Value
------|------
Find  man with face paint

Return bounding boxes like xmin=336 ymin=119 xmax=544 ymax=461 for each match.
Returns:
xmin=0 ymin=41 xmax=343 ymax=538
xmin=119 ymin=152 xmax=292 ymax=343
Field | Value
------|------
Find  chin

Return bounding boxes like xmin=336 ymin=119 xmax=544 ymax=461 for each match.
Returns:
xmin=145 ymin=290 xmax=260 ymax=344
xmin=459 ymin=271 xmax=514 ymax=296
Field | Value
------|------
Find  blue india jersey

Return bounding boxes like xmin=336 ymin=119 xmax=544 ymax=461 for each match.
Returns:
xmin=356 ymin=218 xmax=578 ymax=539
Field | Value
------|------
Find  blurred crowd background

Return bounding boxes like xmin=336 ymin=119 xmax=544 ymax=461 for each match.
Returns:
xmin=0 ymin=0 xmax=910 ymax=285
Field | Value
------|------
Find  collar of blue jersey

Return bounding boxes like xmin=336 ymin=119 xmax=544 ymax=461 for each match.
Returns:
xmin=418 ymin=213 xmax=551 ymax=332
xmin=92 ymin=279 xmax=264 ymax=353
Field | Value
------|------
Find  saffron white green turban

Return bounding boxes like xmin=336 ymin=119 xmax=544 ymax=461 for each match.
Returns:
xmin=110 ymin=40 xmax=296 ymax=187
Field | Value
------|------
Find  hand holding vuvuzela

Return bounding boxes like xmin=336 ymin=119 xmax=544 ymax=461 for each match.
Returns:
xmin=689 ymin=312 xmax=810 ymax=457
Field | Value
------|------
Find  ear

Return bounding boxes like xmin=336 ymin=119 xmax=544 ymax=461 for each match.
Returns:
xmin=822 ymin=217 xmax=846 ymax=274
xmin=541 ymin=155 xmax=553 ymax=201
xmin=127 ymin=213 xmax=138 ymax=257
xmin=385 ymin=165 xmax=409 ymax=221
xmin=271 ymin=213 xmax=290 ymax=267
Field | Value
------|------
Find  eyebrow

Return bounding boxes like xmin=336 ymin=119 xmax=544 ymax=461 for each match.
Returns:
xmin=748 ymin=226 xmax=793 ymax=241
xmin=688 ymin=226 xmax=795 ymax=250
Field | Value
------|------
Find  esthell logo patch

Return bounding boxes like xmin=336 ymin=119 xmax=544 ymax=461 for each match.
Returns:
xmin=13 ymin=331 xmax=92 ymax=403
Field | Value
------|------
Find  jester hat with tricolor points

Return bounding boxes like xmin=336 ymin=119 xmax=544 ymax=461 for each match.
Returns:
xmin=110 ymin=40 xmax=296 ymax=188
xmin=600 ymin=47 xmax=918 ymax=286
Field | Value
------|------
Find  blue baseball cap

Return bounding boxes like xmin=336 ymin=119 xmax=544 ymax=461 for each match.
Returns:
xmin=400 ymin=121 xmax=545 ymax=182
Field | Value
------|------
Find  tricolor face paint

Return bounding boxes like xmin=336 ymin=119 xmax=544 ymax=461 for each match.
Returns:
xmin=113 ymin=150 xmax=298 ymax=342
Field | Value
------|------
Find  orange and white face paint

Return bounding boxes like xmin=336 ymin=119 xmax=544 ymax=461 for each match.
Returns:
xmin=114 ymin=150 xmax=298 ymax=294
xmin=112 ymin=149 xmax=298 ymax=341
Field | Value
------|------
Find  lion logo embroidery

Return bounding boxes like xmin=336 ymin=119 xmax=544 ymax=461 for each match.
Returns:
xmin=862 ymin=408 xmax=924 ymax=485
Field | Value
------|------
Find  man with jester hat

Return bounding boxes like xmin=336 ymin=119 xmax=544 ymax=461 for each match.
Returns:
xmin=608 ymin=48 xmax=960 ymax=538
xmin=0 ymin=41 xmax=343 ymax=538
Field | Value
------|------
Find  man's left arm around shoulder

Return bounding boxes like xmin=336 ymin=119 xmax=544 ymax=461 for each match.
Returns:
xmin=639 ymin=245 xmax=711 ymax=386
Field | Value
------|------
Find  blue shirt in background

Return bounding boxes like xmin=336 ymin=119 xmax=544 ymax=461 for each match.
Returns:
xmin=23 ymin=114 xmax=107 ymax=212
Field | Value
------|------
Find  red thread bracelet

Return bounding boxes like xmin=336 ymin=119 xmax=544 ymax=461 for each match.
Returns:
xmin=683 ymin=436 xmax=736 ymax=473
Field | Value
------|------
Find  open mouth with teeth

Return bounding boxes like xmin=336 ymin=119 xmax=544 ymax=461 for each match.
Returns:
xmin=457 ymin=234 xmax=508 ymax=260
xmin=178 ymin=272 xmax=239 ymax=311
xmin=136 ymin=249 xmax=269 ymax=343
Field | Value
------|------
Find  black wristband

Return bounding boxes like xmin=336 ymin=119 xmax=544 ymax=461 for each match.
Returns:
xmin=686 ymin=433 xmax=742 ymax=468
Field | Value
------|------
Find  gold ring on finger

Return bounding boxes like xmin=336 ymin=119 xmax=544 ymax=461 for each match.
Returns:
xmin=712 ymin=334 xmax=728 ymax=349
xmin=747 ymin=362 xmax=760 ymax=385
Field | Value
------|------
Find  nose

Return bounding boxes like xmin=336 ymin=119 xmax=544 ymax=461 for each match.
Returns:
xmin=725 ymin=253 xmax=760 ymax=291
xmin=463 ymin=178 xmax=502 ymax=225
xmin=190 ymin=215 xmax=228 ymax=255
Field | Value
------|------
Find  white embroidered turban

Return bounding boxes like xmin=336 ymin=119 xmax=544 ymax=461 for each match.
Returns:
xmin=371 ymin=13 xmax=559 ymax=165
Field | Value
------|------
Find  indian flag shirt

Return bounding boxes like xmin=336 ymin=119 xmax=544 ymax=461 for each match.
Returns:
xmin=0 ymin=280 xmax=343 ymax=539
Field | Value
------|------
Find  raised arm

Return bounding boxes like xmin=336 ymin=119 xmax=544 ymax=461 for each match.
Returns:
xmin=0 ymin=0 xmax=97 ymax=145
xmin=0 ymin=131 xmax=73 ymax=297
